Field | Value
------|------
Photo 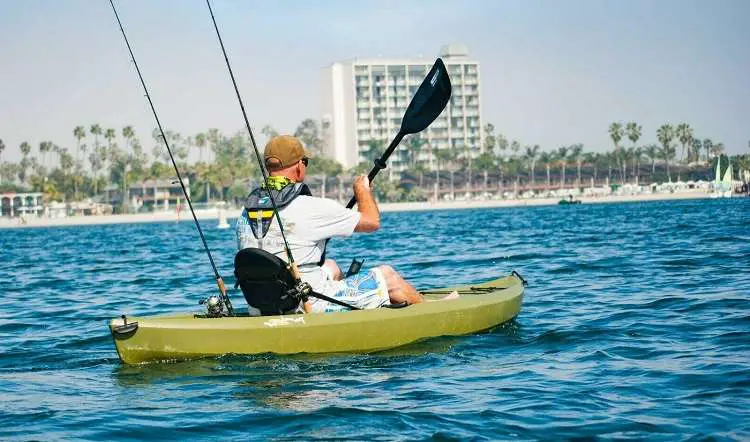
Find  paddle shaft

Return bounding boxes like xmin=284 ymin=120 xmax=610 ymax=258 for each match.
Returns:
xmin=346 ymin=132 xmax=405 ymax=209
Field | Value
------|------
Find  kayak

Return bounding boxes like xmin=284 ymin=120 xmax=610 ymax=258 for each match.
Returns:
xmin=558 ymin=199 xmax=582 ymax=205
xmin=109 ymin=272 xmax=525 ymax=364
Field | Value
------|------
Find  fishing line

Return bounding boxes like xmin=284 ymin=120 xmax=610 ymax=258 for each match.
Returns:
xmin=108 ymin=0 xmax=234 ymax=315
xmin=204 ymin=0 xmax=297 ymax=271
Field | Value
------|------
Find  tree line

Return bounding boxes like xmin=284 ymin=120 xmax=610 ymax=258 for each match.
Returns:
xmin=0 ymin=119 xmax=748 ymax=207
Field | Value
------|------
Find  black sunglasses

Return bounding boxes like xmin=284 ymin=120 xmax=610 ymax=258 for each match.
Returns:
xmin=301 ymin=157 xmax=309 ymax=166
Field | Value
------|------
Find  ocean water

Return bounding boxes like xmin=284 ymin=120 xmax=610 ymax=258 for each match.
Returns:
xmin=1 ymin=198 xmax=749 ymax=440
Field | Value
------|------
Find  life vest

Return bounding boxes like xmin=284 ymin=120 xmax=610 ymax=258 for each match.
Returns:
xmin=244 ymin=176 xmax=311 ymax=241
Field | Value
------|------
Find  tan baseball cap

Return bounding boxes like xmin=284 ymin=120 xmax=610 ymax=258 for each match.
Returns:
xmin=264 ymin=135 xmax=312 ymax=171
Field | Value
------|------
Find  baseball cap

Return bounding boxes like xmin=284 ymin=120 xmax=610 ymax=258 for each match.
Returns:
xmin=263 ymin=135 xmax=312 ymax=171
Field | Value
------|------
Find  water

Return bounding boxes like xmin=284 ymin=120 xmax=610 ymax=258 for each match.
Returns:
xmin=1 ymin=198 xmax=749 ymax=440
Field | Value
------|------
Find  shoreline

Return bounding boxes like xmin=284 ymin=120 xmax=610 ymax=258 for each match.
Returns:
xmin=0 ymin=191 xmax=722 ymax=229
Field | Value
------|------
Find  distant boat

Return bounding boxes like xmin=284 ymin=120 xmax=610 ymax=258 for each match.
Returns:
xmin=217 ymin=208 xmax=230 ymax=229
xmin=558 ymin=195 xmax=582 ymax=205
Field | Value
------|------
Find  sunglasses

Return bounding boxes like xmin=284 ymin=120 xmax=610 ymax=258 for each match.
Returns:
xmin=301 ymin=157 xmax=309 ymax=167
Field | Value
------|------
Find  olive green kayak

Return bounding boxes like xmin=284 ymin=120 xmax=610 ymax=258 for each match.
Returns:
xmin=109 ymin=272 xmax=525 ymax=364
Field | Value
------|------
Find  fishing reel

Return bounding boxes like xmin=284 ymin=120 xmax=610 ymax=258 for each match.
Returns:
xmin=200 ymin=295 xmax=226 ymax=318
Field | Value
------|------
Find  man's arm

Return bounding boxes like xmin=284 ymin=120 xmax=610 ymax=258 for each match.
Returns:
xmin=353 ymin=175 xmax=380 ymax=232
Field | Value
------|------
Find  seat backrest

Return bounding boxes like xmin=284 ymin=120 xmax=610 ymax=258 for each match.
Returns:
xmin=234 ymin=248 xmax=301 ymax=315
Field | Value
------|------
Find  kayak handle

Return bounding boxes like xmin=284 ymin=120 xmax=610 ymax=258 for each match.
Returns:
xmin=511 ymin=270 xmax=528 ymax=286
xmin=112 ymin=315 xmax=139 ymax=337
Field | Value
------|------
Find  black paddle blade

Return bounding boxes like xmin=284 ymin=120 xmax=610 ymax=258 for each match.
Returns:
xmin=399 ymin=58 xmax=452 ymax=135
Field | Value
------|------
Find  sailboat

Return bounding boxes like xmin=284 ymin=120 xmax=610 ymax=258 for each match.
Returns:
xmin=720 ymin=158 xmax=733 ymax=198
xmin=217 ymin=206 xmax=230 ymax=229
xmin=711 ymin=156 xmax=733 ymax=198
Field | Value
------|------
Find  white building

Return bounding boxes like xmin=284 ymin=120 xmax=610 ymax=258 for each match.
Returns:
xmin=322 ymin=44 xmax=483 ymax=174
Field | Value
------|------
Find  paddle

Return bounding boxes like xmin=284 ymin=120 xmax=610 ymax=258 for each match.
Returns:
xmin=345 ymin=58 xmax=452 ymax=209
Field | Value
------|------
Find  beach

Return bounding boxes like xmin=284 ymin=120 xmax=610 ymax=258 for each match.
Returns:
xmin=0 ymin=190 xmax=716 ymax=229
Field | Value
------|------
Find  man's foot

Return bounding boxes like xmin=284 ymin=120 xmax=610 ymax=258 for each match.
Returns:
xmin=441 ymin=290 xmax=460 ymax=300
xmin=427 ymin=290 xmax=460 ymax=302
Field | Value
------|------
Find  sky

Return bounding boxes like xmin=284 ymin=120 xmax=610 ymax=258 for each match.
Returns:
xmin=1 ymin=0 xmax=749 ymax=164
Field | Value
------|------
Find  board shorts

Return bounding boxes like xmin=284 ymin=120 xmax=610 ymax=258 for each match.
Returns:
xmin=309 ymin=268 xmax=390 ymax=313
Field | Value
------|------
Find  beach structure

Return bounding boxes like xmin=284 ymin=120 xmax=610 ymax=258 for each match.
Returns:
xmin=0 ymin=192 xmax=43 ymax=217
xmin=322 ymin=44 xmax=482 ymax=173
xmin=127 ymin=179 xmax=191 ymax=211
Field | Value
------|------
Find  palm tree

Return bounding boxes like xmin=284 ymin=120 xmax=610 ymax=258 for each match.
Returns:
xmin=626 ymin=122 xmax=641 ymax=147
xmin=675 ymin=123 xmax=693 ymax=164
xmin=483 ymin=123 xmax=496 ymax=154
xmin=569 ymin=144 xmax=584 ymax=187
xmin=104 ymin=128 xmax=117 ymax=184
xmin=691 ymin=139 xmax=702 ymax=164
xmin=0 ymin=139 xmax=4 ymax=166
xmin=39 ymin=141 xmax=52 ymax=171
xmin=207 ymin=128 xmax=221 ymax=164
xmin=657 ymin=124 xmax=675 ymax=181
xmin=539 ymin=151 xmax=554 ymax=190
xmin=90 ymin=124 xmax=102 ymax=155
xmin=122 ymin=126 xmax=135 ymax=153
xmin=461 ymin=142 xmax=475 ymax=189
xmin=625 ymin=122 xmax=641 ymax=181
xmin=510 ymin=140 xmax=521 ymax=158
xmin=556 ymin=146 xmax=569 ymax=187
xmin=523 ymin=144 xmax=540 ymax=188
xmin=608 ymin=122 xmax=624 ymax=181
xmin=434 ymin=146 xmax=454 ymax=188
xmin=405 ymin=135 xmax=425 ymax=167
xmin=584 ymin=152 xmax=604 ymax=185
xmin=73 ymin=126 xmax=86 ymax=166
xmin=644 ymin=144 xmax=660 ymax=178
xmin=19 ymin=142 xmax=31 ymax=184
xmin=52 ymin=144 xmax=62 ymax=171
xmin=703 ymin=139 xmax=713 ymax=162
xmin=497 ymin=134 xmax=508 ymax=161
xmin=59 ymin=148 xmax=73 ymax=172
xmin=633 ymin=146 xmax=643 ymax=183
xmin=195 ymin=133 xmax=207 ymax=163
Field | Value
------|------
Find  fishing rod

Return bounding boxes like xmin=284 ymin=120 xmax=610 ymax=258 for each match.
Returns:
xmin=204 ymin=0 xmax=299 ymax=276
xmin=108 ymin=0 xmax=234 ymax=316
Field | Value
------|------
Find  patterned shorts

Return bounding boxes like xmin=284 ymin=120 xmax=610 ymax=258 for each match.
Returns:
xmin=310 ymin=268 xmax=390 ymax=313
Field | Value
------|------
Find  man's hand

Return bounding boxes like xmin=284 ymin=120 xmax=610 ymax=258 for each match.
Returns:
xmin=353 ymin=174 xmax=370 ymax=192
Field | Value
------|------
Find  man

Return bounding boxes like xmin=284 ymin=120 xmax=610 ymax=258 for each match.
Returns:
xmin=236 ymin=135 xmax=423 ymax=313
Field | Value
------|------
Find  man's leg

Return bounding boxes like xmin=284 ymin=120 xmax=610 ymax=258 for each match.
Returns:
xmin=375 ymin=265 xmax=423 ymax=305
xmin=322 ymin=259 xmax=343 ymax=280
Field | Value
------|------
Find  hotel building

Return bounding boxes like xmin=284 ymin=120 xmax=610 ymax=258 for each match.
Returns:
xmin=322 ymin=44 xmax=483 ymax=174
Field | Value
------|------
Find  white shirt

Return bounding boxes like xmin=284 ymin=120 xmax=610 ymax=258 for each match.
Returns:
xmin=236 ymin=195 xmax=360 ymax=293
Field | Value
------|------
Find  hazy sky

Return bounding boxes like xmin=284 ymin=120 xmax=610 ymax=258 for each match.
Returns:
xmin=1 ymin=0 xmax=748 ymax=163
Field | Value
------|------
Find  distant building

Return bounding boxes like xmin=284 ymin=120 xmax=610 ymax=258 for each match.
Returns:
xmin=128 ymin=179 xmax=190 ymax=211
xmin=322 ymin=44 xmax=483 ymax=174
xmin=0 ymin=192 xmax=43 ymax=217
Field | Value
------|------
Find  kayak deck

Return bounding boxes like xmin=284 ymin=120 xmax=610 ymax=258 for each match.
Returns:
xmin=110 ymin=273 xmax=525 ymax=364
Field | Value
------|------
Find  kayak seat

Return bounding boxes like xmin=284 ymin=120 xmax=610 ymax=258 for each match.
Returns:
xmin=234 ymin=248 xmax=303 ymax=316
